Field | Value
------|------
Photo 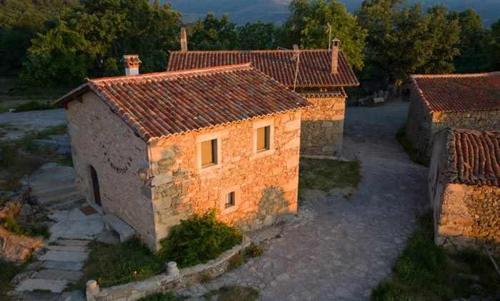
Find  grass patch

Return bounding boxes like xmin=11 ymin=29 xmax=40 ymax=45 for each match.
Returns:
xmin=138 ymin=292 xmax=180 ymax=301
xmin=2 ymin=215 xmax=50 ymax=238
xmin=203 ymin=286 xmax=259 ymax=301
xmin=159 ymin=211 xmax=242 ymax=268
xmin=0 ymin=259 xmax=23 ymax=300
xmin=13 ymin=101 xmax=55 ymax=112
xmin=372 ymin=213 xmax=500 ymax=300
xmin=82 ymin=238 xmax=163 ymax=288
xmin=82 ymin=213 xmax=245 ymax=288
xmin=299 ymin=158 xmax=361 ymax=192
xmin=0 ymin=125 xmax=68 ymax=191
xmin=395 ymin=127 xmax=428 ymax=166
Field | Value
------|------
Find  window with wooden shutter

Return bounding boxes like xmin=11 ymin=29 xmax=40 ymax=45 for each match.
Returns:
xmin=256 ymin=126 xmax=270 ymax=152
xmin=201 ymin=139 xmax=217 ymax=167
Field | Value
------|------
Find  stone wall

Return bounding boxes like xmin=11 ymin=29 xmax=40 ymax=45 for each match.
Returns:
xmin=147 ymin=111 xmax=302 ymax=250
xmin=405 ymin=89 xmax=433 ymax=159
xmin=435 ymin=183 xmax=500 ymax=253
xmin=406 ymin=86 xmax=499 ymax=161
xmin=65 ymin=92 xmax=157 ymax=248
xmin=300 ymin=96 xmax=345 ymax=157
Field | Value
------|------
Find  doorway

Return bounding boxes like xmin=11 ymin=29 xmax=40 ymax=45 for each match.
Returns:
xmin=89 ymin=165 xmax=102 ymax=206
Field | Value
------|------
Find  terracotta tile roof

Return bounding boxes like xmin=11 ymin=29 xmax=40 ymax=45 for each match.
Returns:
xmin=167 ymin=50 xmax=359 ymax=88
xmin=446 ymin=129 xmax=500 ymax=187
xmin=411 ymin=72 xmax=500 ymax=113
xmin=56 ymin=64 xmax=310 ymax=141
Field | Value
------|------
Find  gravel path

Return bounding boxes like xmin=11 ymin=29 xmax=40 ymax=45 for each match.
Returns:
xmin=182 ymin=101 xmax=430 ymax=301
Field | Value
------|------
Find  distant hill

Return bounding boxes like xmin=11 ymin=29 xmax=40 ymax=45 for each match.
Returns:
xmin=164 ymin=0 xmax=499 ymax=26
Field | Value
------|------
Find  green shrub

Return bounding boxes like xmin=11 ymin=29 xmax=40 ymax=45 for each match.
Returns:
xmin=204 ymin=286 xmax=259 ymax=301
xmin=159 ymin=211 xmax=242 ymax=268
xmin=371 ymin=212 xmax=500 ymax=300
xmin=83 ymin=238 xmax=163 ymax=287
xmin=244 ymin=243 xmax=264 ymax=258
xmin=138 ymin=292 xmax=179 ymax=301
xmin=14 ymin=101 xmax=54 ymax=112
xmin=1 ymin=214 xmax=50 ymax=239
xmin=228 ymin=253 xmax=244 ymax=270
xmin=0 ymin=259 xmax=23 ymax=300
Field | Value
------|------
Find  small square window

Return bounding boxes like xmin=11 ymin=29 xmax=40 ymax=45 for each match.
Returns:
xmin=201 ymin=139 xmax=218 ymax=167
xmin=225 ymin=191 xmax=235 ymax=208
xmin=256 ymin=126 xmax=271 ymax=152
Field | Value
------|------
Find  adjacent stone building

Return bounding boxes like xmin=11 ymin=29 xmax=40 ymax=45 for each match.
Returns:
xmin=167 ymin=38 xmax=359 ymax=158
xmin=405 ymin=72 xmax=500 ymax=161
xmin=429 ymin=128 xmax=499 ymax=252
xmin=57 ymin=62 xmax=309 ymax=250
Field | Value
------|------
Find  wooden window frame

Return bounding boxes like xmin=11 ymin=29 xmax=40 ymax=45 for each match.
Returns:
xmin=196 ymin=132 xmax=223 ymax=172
xmin=252 ymin=119 xmax=275 ymax=158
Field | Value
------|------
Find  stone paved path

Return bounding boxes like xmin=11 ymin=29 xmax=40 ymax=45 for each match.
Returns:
xmin=13 ymin=164 xmax=107 ymax=301
xmin=181 ymin=101 xmax=429 ymax=301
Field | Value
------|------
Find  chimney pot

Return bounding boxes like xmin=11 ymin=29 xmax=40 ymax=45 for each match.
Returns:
xmin=331 ymin=38 xmax=340 ymax=74
xmin=123 ymin=55 xmax=141 ymax=76
xmin=180 ymin=27 xmax=188 ymax=52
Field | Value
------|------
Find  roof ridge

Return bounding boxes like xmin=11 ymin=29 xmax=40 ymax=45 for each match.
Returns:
xmin=411 ymin=71 xmax=500 ymax=79
xmin=89 ymin=63 xmax=253 ymax=84
xmin=169 ymin=49 xmax=333 ymax=54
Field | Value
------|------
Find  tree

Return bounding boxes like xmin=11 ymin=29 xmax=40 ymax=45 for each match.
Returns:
xmin=489 ymin=20 xmax=500 ymax=70
xmin=284 ymin=0 xmax=367 ymax=70
xmin=451 ymin=9 xmax=490 ymax=72
xmin=358 ymin=1 xmax=460 ymax=84
xmin=188 ymin=14 xmax=239 ymax=50
xmin=21 ymin=0 xmax=181 ymax=86
xmin=21 ymin=24 xmax=93 ymax=86
xmin=237 ymin=22 xmax=280 ymax=50
xmin=0 ymin=0 xmax=77 ymax=72
xmin=418 ymin=6 xmax=460 ymax=74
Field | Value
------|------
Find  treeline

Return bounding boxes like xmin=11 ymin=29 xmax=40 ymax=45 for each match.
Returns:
xmin=0 ymin=0 xmax=499 ymax=88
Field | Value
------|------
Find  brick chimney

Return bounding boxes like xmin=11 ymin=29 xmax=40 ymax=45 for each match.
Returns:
xmin=123 ymin=55 xmax=141 ymax=76
xmin=180 ymin=27 xmax=188 ymax=52
xmin=331 ymin=38 xmax=340 ymax=74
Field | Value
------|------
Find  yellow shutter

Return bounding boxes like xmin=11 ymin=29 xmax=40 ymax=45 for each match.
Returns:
xmin=257 ymin=127 xmax=266 ymax=151
xmin=201 ymin=140 xmax=214 ymax=166
xmin=257 ymin=126 xmax=270 ymax=151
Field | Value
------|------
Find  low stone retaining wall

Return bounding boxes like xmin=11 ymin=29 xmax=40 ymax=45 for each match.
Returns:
xmin=86 ymin=236 xmax=251 ymax=301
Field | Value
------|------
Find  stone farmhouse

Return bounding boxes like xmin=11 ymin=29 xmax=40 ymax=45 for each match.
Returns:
xmin=167 ymin=33 xmax=359 ymax=158
xmin=56 ymin=61 xmax=310 ymax=250
xmin=405 ymin=72 xmax=500 ymax=161
xmin=429 ymin=128 xmax=499 ymax=252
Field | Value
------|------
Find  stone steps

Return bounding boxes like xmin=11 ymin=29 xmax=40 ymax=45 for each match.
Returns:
xmin=15 ymin=238 xmax=90 ymax=295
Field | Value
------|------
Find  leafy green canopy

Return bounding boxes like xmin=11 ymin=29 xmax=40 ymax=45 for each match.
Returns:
xmin=0 ymin=0 xmax=77 ymax=72
xmin=159 ymin=211 xmax=243 ymax=268
xmin=357 ymin=0 xmax=461 ymax=84
xmin=21 ymin=0 xmax=181 ymax=86
xmin=284 ymin=0 xmax=367 ymax=70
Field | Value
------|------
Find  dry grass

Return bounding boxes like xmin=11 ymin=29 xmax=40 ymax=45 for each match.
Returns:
xmin=299 ymin=158 xmax=361 ymax=192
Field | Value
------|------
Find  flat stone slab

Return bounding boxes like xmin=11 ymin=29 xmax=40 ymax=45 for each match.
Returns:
xmin=42 ymin=260 xmax=84 ymax=271
xmin=15 ymin=278 xmax=68 ymax=293
xmin=55 ymin=239 xmax=90 ymax=247
xmin=33 ymin=269 xmax=83 ymax=282
xmin=103 ymin=214 xmax=135 ymax=242
xmin=47 ymin=245 xmax=87 ymax=252
xmin=39 ymin=250 xmax=88 ymax=263
xmin=49 ymin=208 xmax=104 ymax=241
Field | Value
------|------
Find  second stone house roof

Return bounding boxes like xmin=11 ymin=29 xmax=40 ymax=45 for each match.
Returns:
xmin=446 ymin=128 xmax=499 ymax=187
xmin=167 ymin=49 xmax=359 ymax=88
xmin=411 ymin=72 xmax=500 ymax=113
xmin=56 ymin=64 xmax=310 ymax=141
